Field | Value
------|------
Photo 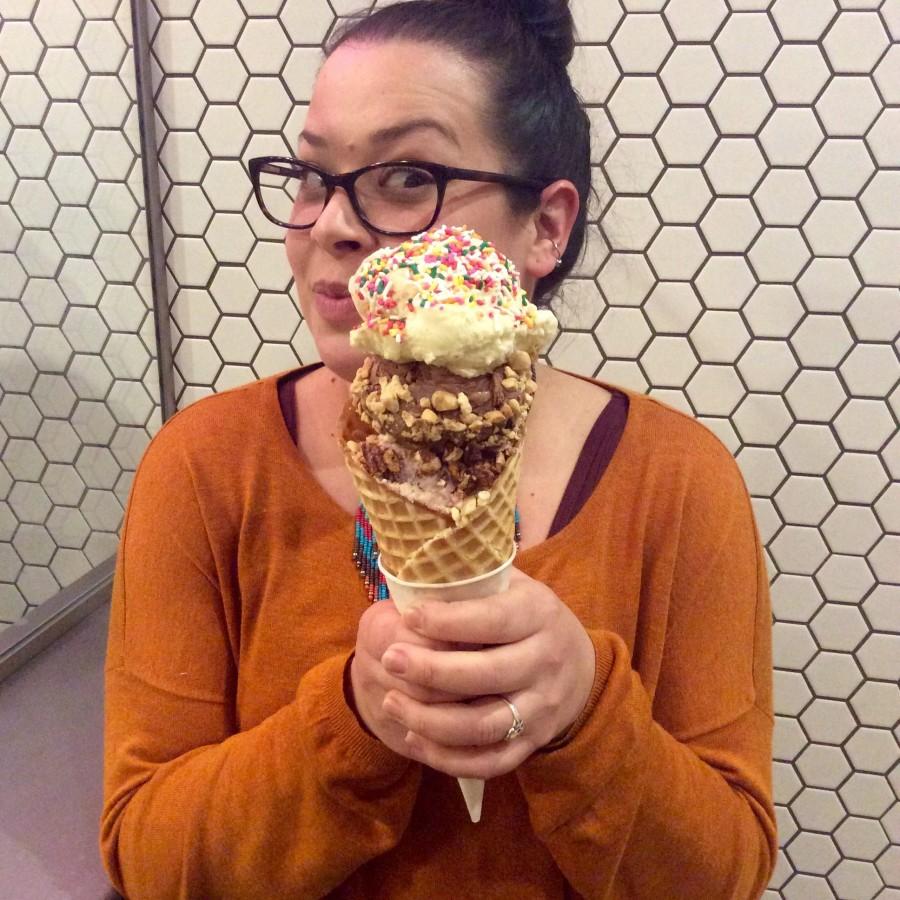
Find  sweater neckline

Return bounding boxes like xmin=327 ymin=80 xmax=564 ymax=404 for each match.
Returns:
xmin=264 ymin=365 xmax=643 ymax=565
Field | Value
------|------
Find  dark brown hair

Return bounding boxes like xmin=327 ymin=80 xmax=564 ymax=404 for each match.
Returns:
xmin=326 ymin=0 xmax=591 ymax=304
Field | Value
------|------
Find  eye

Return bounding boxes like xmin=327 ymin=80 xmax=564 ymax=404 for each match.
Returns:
xmin=377 ymin=166 xmax=434 ymax=191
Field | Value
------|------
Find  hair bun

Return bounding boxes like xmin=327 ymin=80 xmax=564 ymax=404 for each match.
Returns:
xmin=497 ymin=0 xmax=576 ymax=67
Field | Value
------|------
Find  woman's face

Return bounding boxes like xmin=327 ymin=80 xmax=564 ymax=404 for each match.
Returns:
xmin=286 ymin=40 xmax=548 ymax=382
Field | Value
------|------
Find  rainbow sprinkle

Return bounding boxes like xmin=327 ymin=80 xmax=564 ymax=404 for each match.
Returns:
xmin=350 ymin=224 xmax=539 ymax=343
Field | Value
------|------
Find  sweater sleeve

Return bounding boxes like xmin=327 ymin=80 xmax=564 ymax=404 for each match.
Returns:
xmin=100 ymin=417 xmax=421 ymax=899
xmin=516 ymin=439 xmax=777 ymax=899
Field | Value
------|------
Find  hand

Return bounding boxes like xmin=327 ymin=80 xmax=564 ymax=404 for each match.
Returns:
xmin=349 ymin=599 xmax=463 ymax=757
xmin=378 ymin=569 xmax=596 ymax=779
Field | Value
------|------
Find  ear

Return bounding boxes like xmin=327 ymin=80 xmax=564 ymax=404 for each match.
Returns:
xmin=522 ymin=179 xmax=581 ymax=281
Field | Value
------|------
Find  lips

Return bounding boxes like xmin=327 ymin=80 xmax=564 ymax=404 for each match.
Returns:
xmin=311 ymin=279 xmax=359 ymax=326
xmin=312 ymin=280 xmax=352 ymax=299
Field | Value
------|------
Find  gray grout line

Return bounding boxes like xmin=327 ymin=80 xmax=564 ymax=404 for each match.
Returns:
xmin=130 ymin=0 xmax=176 ymax=423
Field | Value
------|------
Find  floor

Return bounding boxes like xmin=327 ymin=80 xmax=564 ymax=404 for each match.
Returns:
xmin=0 ymin=603 xmax=120 ymax=899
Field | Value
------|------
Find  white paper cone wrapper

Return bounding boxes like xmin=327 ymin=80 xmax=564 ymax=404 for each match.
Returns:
xmin=378 ymin=552 xmax=516 ymax=823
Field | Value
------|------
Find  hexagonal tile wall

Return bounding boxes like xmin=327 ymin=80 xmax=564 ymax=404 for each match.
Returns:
xmin=0 ymin=1 xmax=159 ymax=624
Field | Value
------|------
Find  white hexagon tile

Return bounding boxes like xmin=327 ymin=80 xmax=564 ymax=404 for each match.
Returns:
xmin=2 ymin=0 xmax=900 ymax=895
xmin=0 ymin=0 xmax=159 ymax=624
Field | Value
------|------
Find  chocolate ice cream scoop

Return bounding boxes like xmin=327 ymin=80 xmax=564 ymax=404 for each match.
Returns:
xmin=350 ymin=352 xmax=536 ymax=447
xmin=343 ymin=351 xmax=537 ymax=514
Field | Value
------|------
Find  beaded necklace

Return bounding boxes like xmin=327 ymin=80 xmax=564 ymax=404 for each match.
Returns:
xmin=353 ymin=504 xmax=522 ymax=602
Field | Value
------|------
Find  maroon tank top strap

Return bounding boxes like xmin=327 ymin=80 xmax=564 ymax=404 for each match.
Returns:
xmin=279 ymin=367 xmax=628 ymax=538
xmin=278 ymin=363 xmax=323 ymax=444
xmin=547 ymin=390 xmax=629 ymax=538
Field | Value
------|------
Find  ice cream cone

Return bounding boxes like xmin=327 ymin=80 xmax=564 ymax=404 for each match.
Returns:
xmin=340 ymin=225 xmax=558 ymax=824
xmin=347 ymin=451 xmax=521 ymax=823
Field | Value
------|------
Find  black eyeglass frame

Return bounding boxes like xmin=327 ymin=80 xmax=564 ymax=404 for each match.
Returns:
xmin=247 ymin=156 xmax=554 ymax=237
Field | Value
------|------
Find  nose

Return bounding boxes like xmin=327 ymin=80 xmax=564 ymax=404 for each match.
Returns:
xmin=310 ymin=186 xmax=374 ymax=255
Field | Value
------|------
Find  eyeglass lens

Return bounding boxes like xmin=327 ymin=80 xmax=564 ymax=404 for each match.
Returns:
xmin=257 ymin=162 xmax=440 ymax=232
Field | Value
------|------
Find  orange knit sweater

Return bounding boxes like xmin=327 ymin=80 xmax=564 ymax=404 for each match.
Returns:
xmin=101 ymin=370 xmax=776 ymax=899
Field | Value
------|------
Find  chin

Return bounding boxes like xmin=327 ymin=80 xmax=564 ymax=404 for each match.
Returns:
xmin=314 ymin=332 xmax=368 ymax=383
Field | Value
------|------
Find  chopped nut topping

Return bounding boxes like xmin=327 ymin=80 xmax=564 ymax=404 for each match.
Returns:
xmin=420 ymin=456 xmax=441 ymax=474
xmin=431 ymin=390 xmax=459 ymax=411
xmin=379 ymin=374 xmax=410 ymax=413
xmin=508 ymin=350 xmax=532 ymax=373
xmin=501 ymin=377 xmax=519 ymax=390
xmin=421 ymin=408 xmax=439 ymax=423
xmin=383 ymin=447 xmax=401 ymax=473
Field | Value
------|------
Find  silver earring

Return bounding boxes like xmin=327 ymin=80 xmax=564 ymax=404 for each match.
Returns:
xmin=552 ymin=239 xmax=563 ymax=268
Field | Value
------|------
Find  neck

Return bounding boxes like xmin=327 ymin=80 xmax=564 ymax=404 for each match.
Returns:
xmin=318 ymin=364 xmax=352 ymax=399
xmin=295 ymin=364 xmax=351 ymax=449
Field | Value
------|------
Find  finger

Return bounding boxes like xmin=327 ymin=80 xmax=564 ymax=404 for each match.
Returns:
xmin=361 ymin=600 xmax=456 ymax=659
xmin=381 ymin=672 xmax=463 ymax=705
xmin=383 ymin=693 xmax=525 ymax=747
xmin=356 ymin=649 xmax=464 ymax=704
xmin=401 ymin=593 xmax=539 ymax=647
xmin=381 ymin=638 xmax=538 ymax=696
xmin=359 ymin=600 xmax=402 ymax=660
xmin=402 ymin=729 xmax=534 ymax=780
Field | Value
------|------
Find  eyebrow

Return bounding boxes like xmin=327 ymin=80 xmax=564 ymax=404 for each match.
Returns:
xmin=300 ymin=117 xmax=461 ymax=150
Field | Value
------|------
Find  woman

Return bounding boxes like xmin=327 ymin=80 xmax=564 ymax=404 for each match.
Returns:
xmin=101 ymin=1 xmax=777 ymax=897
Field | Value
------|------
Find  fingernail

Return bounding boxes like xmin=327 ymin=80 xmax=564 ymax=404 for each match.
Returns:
xmin=382 ymin=648 xmax=407 ymax=675
xmin=403 ymin=607 xmax=423 ymax=630
xmin=382 ymin=695 xmax=400 ymax=717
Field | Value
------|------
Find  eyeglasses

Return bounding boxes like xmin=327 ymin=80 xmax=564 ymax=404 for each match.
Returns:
xmin=247 ymin=156 xmax=553 ymax=237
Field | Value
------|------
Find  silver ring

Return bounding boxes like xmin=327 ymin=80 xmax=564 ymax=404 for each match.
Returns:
xmin=501 ymin=696 xmax=526 ymax=741
xmin=551 ymin=239 xmax=564 ymax=268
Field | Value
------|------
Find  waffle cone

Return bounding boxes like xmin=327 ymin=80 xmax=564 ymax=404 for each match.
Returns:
xmin=345 ymin=449 xmax=521 ymax=584
xmin=344 ymin=445 xmax=521 ymax=824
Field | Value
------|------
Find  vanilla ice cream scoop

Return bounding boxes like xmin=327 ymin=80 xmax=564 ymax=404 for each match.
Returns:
xmin=348 ymin=224 xmax=558 ymax=377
